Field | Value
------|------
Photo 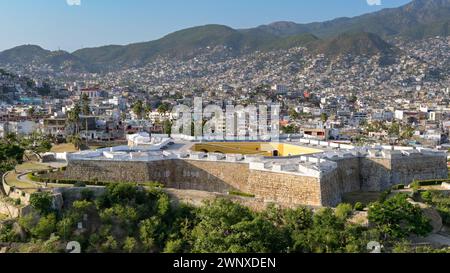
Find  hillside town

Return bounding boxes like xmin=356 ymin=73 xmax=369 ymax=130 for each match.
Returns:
xmin=0 ymin=36 xmax=449 ymax=149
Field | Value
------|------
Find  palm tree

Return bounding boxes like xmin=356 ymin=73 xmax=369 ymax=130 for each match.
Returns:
xmin=27 ymin=107 xmax=36 ymax=118
xmin=81 ymin=93 xmax=91 ymax=116
xmin=144 ymin=104 xmax=152 ymax=120
xmin=68 ymin=134 xmax=83 ymax=151
xmin=157 ymin=103 xmax=169 ymax=117
xmin=67 ymin=104 xmax=81 ymax=135
xmin=132 ymin=100 xmax=144 ymax=120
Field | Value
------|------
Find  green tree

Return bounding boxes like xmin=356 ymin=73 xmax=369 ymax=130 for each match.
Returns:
xmin=68 ymin=134 xmax=83 ymax=150
xmin=21 ymin=132 xmax=52 ymax=160
xmin=132 ymin=100 xmax=144 ymax=119
xmin=163 ymin=119 xmax=173 ymax=136
xmin=144 ymin=104 xmax=152 ymax=119
xmin=157 ymin=103 xmax=170 ymax=116
xmin=400 ymin=125 xmax=415 ymax=140
xmin=0 ymin=222 xmax=20 ymax=243
xmin=123 ymin=237 xmax=137 ymax=253
xmin=0 ymin=142 xmax=24 ymax=173
xmin=29 ymin=192 xmax=54 ymax=215
xmin=27 ymin=106 xmax=36 ymax=117
xmin=67 ymin=104 xmax=81 ymax=135
xmin=56 ymin=217 xmax=75 ymax=240
xmin=164 ymin=239 xmax=184 ymax=253
xmin=32 ymin=213 xmax=57 ymax=240
xmin=282 ymin=124 xmax=297 ymax=134
xmin=191 ymin=199 xmax=283 ymax=253
xmin=335 ymin=203 xmax=353 ymax=221
xmin=292 ymin=208 xmax=346 ymax=253
xmin=81 ymin=93 xmax=91 ymax=116
xmin=281 ymin=206 xmax=314 ymax=232
xmin=140 ymin=217 xmax=162 ymax=252
xmin=288 ymin=109 xmax=300 ymax=120
xmin=100 ymin=235 xmax=119 ymax=252
xmin=388 ymin=122 xmax=400 ymax=137
xmin=368 ymin=194 xmax=432 ymax=240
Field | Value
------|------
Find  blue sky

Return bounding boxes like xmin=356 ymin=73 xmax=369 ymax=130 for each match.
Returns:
xmin=0 ymin=0 xmax=412 ymax=52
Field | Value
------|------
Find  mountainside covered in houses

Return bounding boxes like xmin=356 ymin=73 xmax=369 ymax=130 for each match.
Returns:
xmin=0 ymin=0 xmax=448 ymax=73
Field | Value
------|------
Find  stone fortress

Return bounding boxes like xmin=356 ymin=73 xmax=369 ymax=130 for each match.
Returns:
xmin=64 ymin=133 xmax=448 ymax=207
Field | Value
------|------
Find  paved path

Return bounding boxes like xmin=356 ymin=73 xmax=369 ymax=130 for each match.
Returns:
xmin=11 ymin=160 xmax=68 ymax=189
xmin=17 ymin=172 xmax=38 ymax=185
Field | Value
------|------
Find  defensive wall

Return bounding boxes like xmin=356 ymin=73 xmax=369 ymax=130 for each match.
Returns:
xmin=63 ymin=140 xmax=448 ymax=207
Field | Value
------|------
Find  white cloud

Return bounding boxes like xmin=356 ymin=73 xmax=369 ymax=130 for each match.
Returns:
xmin=66 ymin=0 xmax=81 ymax=6
xmin=367 ymin=0 xmax=382 ymax=6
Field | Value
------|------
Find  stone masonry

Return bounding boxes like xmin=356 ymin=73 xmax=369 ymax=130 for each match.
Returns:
xmin=64 ymin=145 xmax=448 ymax=207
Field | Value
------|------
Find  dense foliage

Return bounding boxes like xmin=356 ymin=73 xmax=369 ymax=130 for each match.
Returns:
xmin=421 ymin=191 xmax=450 ymax=225
xmin=0 ymin=183 xmax=441 ymax=253
xmin=0 ymin=133 xmax=52 ymax=174
xmin=0 ymin=138 xmax=24 ymax=173
xmin=368 ymin=194 xmax=432 ymax=240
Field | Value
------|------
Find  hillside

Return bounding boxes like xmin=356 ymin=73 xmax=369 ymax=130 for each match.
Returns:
xmin=0 ymin=45 xmax=50 ymax=65
xmin=256 ymin=0 xmax=450 ymax=40
xmin=0 ymin=0 xmax=448 ymax=72
xmin=0 ymin=45 xmax=92 ymax=73
xmin=73 ymin=25 xmax=319 ymax=69
xmin=313 ymin=32 xmax=399 ymax=58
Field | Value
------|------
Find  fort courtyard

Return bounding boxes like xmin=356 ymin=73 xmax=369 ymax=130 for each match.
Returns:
xmin=59 ymin=133 xmax=448 ymax=208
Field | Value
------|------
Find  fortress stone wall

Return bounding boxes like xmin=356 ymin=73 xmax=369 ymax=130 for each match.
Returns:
xmin=64 ymin=147 xmax=448 ymax=208
xmin=65 ymin=158 xmax=326 ymax=207
xmin=247 ymin=170 xmax=322 ymax=207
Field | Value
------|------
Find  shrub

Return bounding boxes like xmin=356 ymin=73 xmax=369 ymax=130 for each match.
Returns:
xmin=74 ymin=181 xmax=87 ymax=188
xmin=420 ymin=191 xmax=433 ymax=204
xmin=27 ymin=173 xmax=41 ymax=182
xmin=228 ymin=191 xmax=255 ymax=198
xmin=282 ymin=206 xmax=313 ymax=231
xmin=123 ymin=237 xmax=137 ymax=253
xmin=354 ymin=202 xmax=365 ymax=211
xmin=0 ymin=222 xmax=20 ymax=243
xmin=378 ymin=189 xmax=392 ymax=202
xmin=31 ymin=214 xmax=57 ymax=240
xmin=164 ymin=239 xmax=184 ymax=253
xmin=29 ymin=192 xmax=54 ymax=215
xmin=419 ymin=191 xmax=450 ymax=226
xmin=411 ymin=179 xmax=450 ymax=189
xmin=335 ymin=203 xmax=353 ymax=220
xmin=368 ymin=194 xmax=432 ymax=240
xmin=140 ymin=182 xmax=165 ymax=188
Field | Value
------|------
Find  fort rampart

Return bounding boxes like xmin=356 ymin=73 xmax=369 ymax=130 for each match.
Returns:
xmin=64 ymin=147 xmax=448 ymax=207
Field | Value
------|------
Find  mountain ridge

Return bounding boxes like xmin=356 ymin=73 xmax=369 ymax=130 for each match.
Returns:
xmin=255 ymin=0 xmax=450 ymax=39
xmin=0 ymin=0 xmax=448 ymax=73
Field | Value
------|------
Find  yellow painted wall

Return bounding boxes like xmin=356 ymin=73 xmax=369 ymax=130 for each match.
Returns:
xmin=192 ymin=142 xmax=323 ymax=157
